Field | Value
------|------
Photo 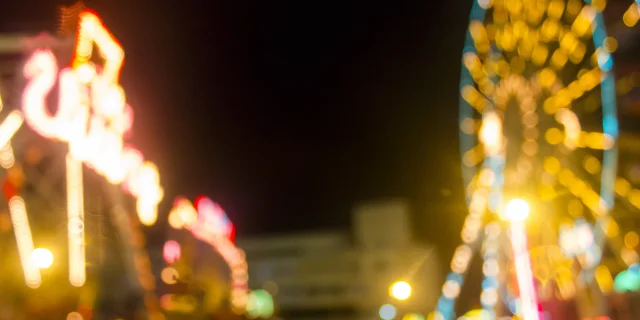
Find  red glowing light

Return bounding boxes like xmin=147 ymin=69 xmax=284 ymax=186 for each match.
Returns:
xmin=195 ymin=195 xmax=234 ymax=241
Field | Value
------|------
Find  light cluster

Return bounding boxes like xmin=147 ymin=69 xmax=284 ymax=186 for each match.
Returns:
xmin=22 ymin=12 xmax=163 ymax=227
xmin=165 ymin=196 xmax=248 ymax=314
xmin=447 ymin=0 xmax=620 ymax=318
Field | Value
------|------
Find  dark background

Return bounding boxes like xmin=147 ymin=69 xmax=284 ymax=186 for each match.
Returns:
xmin=1 ymin=0 xmax=471 ymax=247
xmin=0 ymin=4 xmax=483 ymax=302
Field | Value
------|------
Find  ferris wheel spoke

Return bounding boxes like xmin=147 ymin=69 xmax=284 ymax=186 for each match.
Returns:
xmin=542 ymin=68 xmax=603 ymax=115
xmin=461 ymin=84 xmax=493 ymax=113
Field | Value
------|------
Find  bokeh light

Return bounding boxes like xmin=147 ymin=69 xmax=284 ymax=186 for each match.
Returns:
xmin=379 ymin=304 xmax=397 ymax=320
xmin=390 ymin=281 xmax=412 ymax=300
xmin=31 ymin=248 xmax=53 ymax=269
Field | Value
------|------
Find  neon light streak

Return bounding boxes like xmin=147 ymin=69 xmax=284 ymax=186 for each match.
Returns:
xmin=9 ymin=196 xmax=41 ymax=288
xmin=510 ymin=220 xmax=540 ymax=320
xmin=67 ymin=154 xmax=86 ymax=287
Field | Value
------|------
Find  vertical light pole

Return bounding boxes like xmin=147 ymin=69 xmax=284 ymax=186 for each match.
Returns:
xmin=504 ymin=199 xmax=540 ymax=320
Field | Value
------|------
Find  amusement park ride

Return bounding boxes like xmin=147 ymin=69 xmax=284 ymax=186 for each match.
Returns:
xmin=1 ymin=0 xmax=639 ymax=319
xmin=436 ymin=0 xmax=640 ymax=319
xmin=0 ymin=2 xmax=249 ymax=319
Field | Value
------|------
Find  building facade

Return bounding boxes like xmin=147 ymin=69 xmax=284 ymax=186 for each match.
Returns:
xmin=238 ymin=199 xmax=441 ymax=320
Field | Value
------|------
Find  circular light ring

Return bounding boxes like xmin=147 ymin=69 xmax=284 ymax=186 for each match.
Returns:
xmin=441 ymin=1 xmax=619 ymax=319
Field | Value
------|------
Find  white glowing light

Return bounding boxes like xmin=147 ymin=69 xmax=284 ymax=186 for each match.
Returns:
xmin=504 ymin=199 xmax=530 ymax=221
xmin=390 ymin=281 xmax=412 ymax=300
xmin=9 ymin=196 xmax=41 ymax=288
xmin=67 ymin=155 xmax=86 ymax=287
xmin=479 ymin=111 xmax=503 ymax=156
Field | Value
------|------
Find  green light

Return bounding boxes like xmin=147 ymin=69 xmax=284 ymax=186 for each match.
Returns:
xmin=246 ymin=289 xmax=274 ymax=319
xmin=614 ymin=270 xmax=640 ymax=293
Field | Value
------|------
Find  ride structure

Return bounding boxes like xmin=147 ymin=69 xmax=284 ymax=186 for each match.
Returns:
xmin=432 ymin=0 xmax=640 ymax=319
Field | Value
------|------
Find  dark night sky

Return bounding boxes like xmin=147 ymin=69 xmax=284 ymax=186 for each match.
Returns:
xmin=1 ymin=1 xmax=473 ymax=254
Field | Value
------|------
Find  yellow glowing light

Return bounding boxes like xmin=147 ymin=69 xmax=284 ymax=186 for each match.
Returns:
xmin=615 ymin=178 xmax=632 ymax=197
xmin=545 ymin=128 xmax=564 ymax=145
xmin=595 ymin=265 xmax=613 ymax=293
xmin=403 ymin=313 xmax=425 ymax=320
xmin=504 ymin=198 xmax=530 ymax=221
xmin=543 ymin=157 xmax=561 ymax=174
xmin=583 ymin=156 xmax=601 ymax=174
xmin=161 ymin=267 xmax=179 ymax=285
xmin=390 ymin=281 xmax=412 ymax=300
xmin=548 ymin=0 xmax=566 ymax=19
xmin=571 ymin=6 xmax=595 ymax=37
xmin=539 ymin=68 xmax=556 ymax=88
xmin=31 ymin=248 xmax=54 ymax=269
xmin=623 ymin=3 xmax=640 ymax=27
xmin=629 ymin=189 xmax=640 ymax=208
xmin=624 ymin=232 xmax=639 ymax=248
xmin=551 ymin=49 xmax=568 ymax=69
xmin=532 ymin=43 xmax=549 ymax=66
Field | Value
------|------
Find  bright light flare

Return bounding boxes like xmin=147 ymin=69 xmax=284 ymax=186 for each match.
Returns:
xmin=161 ymin=267 xmax=179 ymax=285
xmin=9 ymin=196 xmax=41 ymax=288
xmin=479 ymin=112 xmax=503 ymax=156
xmin=31 ymin=248 xmax=54 ymax=269
xmin=504 ymin=198 xmax=530 ymax=221
xmin=390 ymin=281 xmax=412 ymax=300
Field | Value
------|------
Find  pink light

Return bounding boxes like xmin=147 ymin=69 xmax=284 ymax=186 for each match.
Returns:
xmin=22 ymin=50 xmax=61 ymax=139
xmin=163 ymin=240 xmax=181 ymax=264
xmin=21 ymin=12 xmax=164 ymax=227
xmin=195 ymin=196 xmax=234 ymax=241
xmin=169 ymin=196 xmax=247 ymax=313
xmin=510 ymin=220 xmax=540 ymax=320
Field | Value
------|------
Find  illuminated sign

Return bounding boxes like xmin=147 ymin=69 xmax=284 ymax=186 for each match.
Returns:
xmin=194 ymin=196 xmax=235 ymax=242
xmin=21 ymin=11 xmax=163 ymax=226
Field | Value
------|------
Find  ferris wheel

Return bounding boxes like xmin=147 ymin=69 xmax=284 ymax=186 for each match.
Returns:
xmin=433 ymin=0 xmax=627 ymax=319
xmin=0 ymin=10 xmax=163 ymax=320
